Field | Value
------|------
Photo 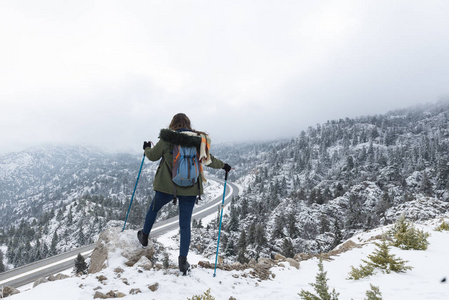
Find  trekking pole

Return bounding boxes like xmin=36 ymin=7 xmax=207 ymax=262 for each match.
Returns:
xmin=122 ymin=153 xmax=145 ymax=232
xmin=213 ymin=170 xmax=229 ymax=277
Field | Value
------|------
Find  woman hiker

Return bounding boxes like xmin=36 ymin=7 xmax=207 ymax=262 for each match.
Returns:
xmin=138 ymin=113 xmax=232 ymax=275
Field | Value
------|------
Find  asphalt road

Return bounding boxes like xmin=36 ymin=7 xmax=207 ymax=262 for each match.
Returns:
xmin=0 ymin=178 xmax=239 ymax=289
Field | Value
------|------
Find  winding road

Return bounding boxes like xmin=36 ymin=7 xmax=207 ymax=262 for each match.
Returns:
xmin=0 ymin=178 xmax=239 ymax=289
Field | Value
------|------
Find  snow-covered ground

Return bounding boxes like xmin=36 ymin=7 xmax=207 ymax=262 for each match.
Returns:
xmin=8 ymin=217 xmax=449 ymax=300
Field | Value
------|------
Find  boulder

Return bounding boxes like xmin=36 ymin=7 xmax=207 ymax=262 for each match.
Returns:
xmin=129 ymin=288 xmax=142 ymax=295
xmin=286 ymin=258 xmax=300 ymax=269
xmin=33 ymin=277 xmax=49 ymax=288
xmin=257 ymin=257 xmax=275 ymax=269
xmin=1 ymin=286 xmax=20 ymax=297
xmin=148 ymin=282 xmax=159 ymax=292
xmin=88 ymin=227 xmax=155 ymax=274
xmin=135 ymin=256 xmax=153 ymax=271
xmin=294 ymin=253 xmax=313 ymax=261
xmin=48 ymin=273 xmax=70 ymax=281
xmin=96 ymin=275 xmax=108 ymax=284
xmin=274 ymin=253 xmax=286 ymax=261
xmin=93 ymin=291 xmax=108 ymax=299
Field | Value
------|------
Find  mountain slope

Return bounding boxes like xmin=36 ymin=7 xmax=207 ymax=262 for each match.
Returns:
xmin=192 ymin=100 xmax=449 ymax=262
xmin=8 ymin=217 xmax=449 ymax=300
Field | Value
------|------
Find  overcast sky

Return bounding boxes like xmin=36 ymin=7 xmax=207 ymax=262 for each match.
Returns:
xmin=1 ymin=0 xmax=449 ymax=154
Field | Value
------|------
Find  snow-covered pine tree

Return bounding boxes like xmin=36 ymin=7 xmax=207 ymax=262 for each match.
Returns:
xmin=0 ymin=249 xmax=5 ymax=273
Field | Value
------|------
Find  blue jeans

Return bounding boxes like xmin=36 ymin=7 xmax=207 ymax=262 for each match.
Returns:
xmin=143 ymin=191 xmax=196 ymax=257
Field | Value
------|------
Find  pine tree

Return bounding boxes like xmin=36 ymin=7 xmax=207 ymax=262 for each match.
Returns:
xmin=365 ymin=284 xmax=382 ymax=300
xmin=237 ymin=230 xmax=247 ymax=251
xmin=272 ymin=214 xmax=285 ymax=239
xmin=0 ymin=249 xmax=5 ymax=273
xmin=331 ymin=219 xmax=342 ymax=249
xmin=389 ymin=215 xmax=430 ymax=250
xmin=240 ymin=198 xmax=249 ymax=218
xmin=348 ymin=239 xmax=412 ymax=280
xmin=319 ymin=214 xmax=330 ymax=234
xmin=299 ymin=257 xmax=340 ymax=300
xmin=67 ymin=209 xmax=73 ymax=226
xmin=366 ymin=240 xmax=412 ymax=274
xmin=248 ymin=222 xmax=256 ymax=244
xmin=225 ymin=239 xmax=235 ymax=256
xmin=77 ymin=226 xmax=86 ymax=246
xmin=435 ymin=219 xmax=449 ymax=231
xmin=227 ymin=209 xmax=239 ymax=232
xmin=420 ymin=172 xmax=433 ymax=196
xmin=255 ymin=224 xmax=267 ymax=247
xmin=74 ymin=253 xmax=88 ymax=274
xmin=50 ymin=231 xmax=58 ymax=256
xmin=282 ymin=238 xmax=295 ymax=258
xmin=287 ymin=212 xmax=299 ymax=238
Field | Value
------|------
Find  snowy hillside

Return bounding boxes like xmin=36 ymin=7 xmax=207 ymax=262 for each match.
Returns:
xmin=191 ymin=101 xmax=449 ymax=264
xmin=0 ymin=146 xmax=224 ymax=269
xmin=7 ymin=217 xmax=449 ymax=300
xmin=1 ymin=100 xmax=449 ymax=280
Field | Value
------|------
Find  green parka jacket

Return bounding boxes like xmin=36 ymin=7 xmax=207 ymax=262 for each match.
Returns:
xmin=145 ymin=129 xmax=225 ymax=196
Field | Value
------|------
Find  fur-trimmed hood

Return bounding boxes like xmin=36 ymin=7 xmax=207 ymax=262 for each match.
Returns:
xmin=159 ymin=129 xmax=201 ymax=148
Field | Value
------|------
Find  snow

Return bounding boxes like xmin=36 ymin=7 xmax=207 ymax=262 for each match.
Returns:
xmin=7 ymin=218 xmax=449 ymax=300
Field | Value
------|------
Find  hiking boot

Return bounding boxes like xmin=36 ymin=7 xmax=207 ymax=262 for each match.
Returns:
xmin=137 ymin=230 xmax=149 ymax=247
xmin=178 ymin=256 xmax=190 ymax=275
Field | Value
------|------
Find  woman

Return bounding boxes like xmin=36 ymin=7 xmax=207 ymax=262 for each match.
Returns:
xmin=138 ymin=113 xmax=231 ymax=275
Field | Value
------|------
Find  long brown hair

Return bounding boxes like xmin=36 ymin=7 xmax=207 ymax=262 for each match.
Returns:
xmin=169 ymin=113 xmax=207 ymax=136
xmin=169 ymin=113 xmax=192 ymax=130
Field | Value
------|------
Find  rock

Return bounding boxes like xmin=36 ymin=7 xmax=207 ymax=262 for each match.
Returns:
xmin=116 ymin=292 xmax=126 ymax=298
xmin=93 ymin=291 xmax=108 ymax=299
xmin=1 ymin=286 xmax=20 ymax=297
xmin=88 ymin=227 xmax=155 ymax=274
xmin=248 ymin=258 xmax=257 ymax=267
xmin=286 ymin=258 xmax=300 ymax=269
xmin=96 ymin=275 xmax=108 ymax=283
xmin=48 ymin=273 xmax=69 ymax=281
xmin=274 ymin=253 xmax=286 ymax=261
xmin=33 ymin=277 xmax=49 ymax=288
xmin=106 ymin=292 xmax=115 ymax=298
xmin=257 ymin=257 xmax=275 ymax=269
xmin=333 ymin=240 xmax=360 ymax=254
xmin=294 ymin=253 xmax=312 ymax=261
xmin=114 ymin=267 xmax=125 ymax=274
xmin=198 ymin=261 xmax=214 ymax=269
xmin=106 ymin=291 xmax=116 ymax=298
xmin=129 ymin=288 xmax=142 ymax=295
xmin=135 ymin=256 xmax=153 ymax=271
xmin=47 ymin=274 xmax=57 ymax=281
xmin=148 ymin=282 xmax=159 ymax=292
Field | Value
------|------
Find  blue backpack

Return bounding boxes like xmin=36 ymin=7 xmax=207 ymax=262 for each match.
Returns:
xmin=172 ymin=144 xmax=200 ymax=187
